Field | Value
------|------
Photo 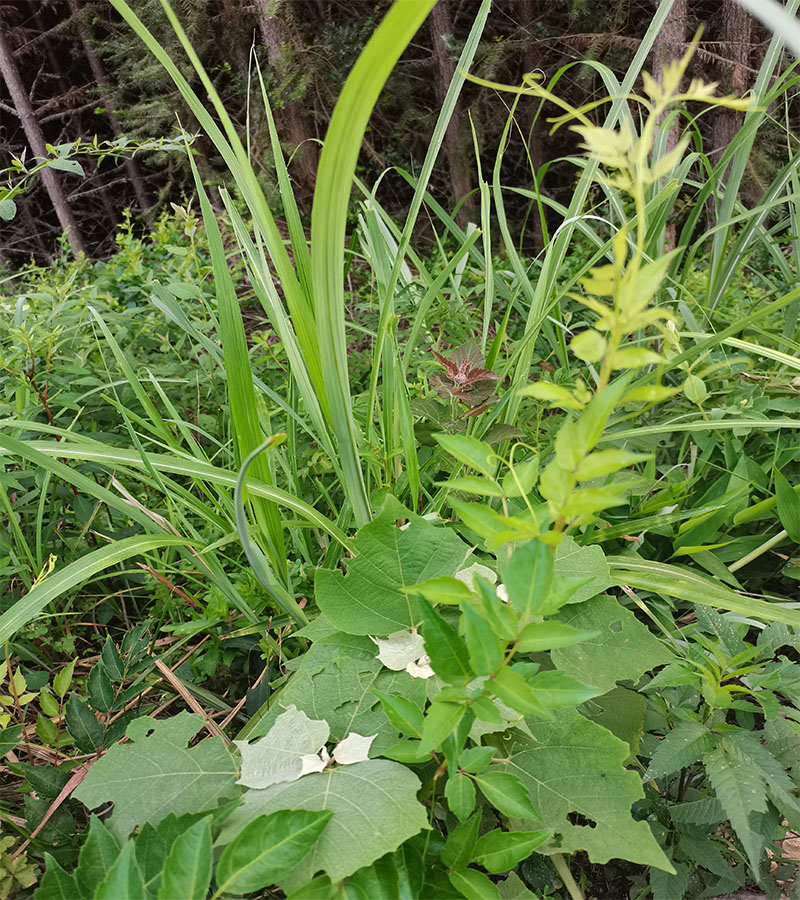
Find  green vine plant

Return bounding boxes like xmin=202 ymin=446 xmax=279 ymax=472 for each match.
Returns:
xmin=22 ymin=30 xmax=800 ymax=900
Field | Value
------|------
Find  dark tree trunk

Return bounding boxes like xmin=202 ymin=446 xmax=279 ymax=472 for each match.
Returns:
xmin=0 ymin=26 xmax=87 ymax=257
xmin=253 ymin=0 xmax=318 ymax=194
xmin=430 ymin=0 xmax=475 ymax=225
xmin=67 ymin=0 xmax=153 ymax=224
xmin=651 ymin=0 xmax=688 ymax=250
xmin=711 ymin=1 xmax=752 ymax=167
xmin=520 ymin=0 xmax=547 ymax=255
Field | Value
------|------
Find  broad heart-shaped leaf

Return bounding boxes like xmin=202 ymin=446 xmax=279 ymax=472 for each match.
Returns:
xmin=246 ymin=634 xmax=426 ymax=754
xmin=554 ymin=537 xmax=613 ymax=604
xmin=217 ymin=760 xmax=428 ymax=893
xmin=215 ymin=810 xmax=332 ymax=895
xmin=315 ymin=501 xmax=469 ymax=635
xmin=73 ymin=712 xmax=238 ymax=841
xmin=497 ymin=708 xmax=672 ymax=870
xmin=235 ymin=705 xmax=329 ymax=789
xmin=552 ymin=595 xmax=673 ymax=692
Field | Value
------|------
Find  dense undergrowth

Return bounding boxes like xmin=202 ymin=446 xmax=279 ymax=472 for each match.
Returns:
xmin=2 ymin=0 xmax=800 ymax=898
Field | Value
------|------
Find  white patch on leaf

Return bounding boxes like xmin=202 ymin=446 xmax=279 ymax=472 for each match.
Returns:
xmin=333 ymin=732 xmax=377 ymax=765
xmin=454 ymin=561 xmax=497 ymax=588
xmin=406 ymin=655 xmax=435 ymax=679
xmin=234 ymin=704 xmax=329 ymax=789
xmin=371 ymin=630 xmax=425 ymax=670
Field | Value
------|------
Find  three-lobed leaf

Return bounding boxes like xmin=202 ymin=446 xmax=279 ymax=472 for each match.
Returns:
xmin=74 ymin=712 xmax=237 ymax=840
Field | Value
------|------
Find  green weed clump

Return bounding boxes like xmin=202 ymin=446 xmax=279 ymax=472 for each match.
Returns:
xmin=1 ymin=1 xmax=800 ymax=898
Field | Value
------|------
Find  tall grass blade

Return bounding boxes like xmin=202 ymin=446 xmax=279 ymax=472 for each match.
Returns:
xmin=186 ymin=150 xmax=288 ymax=583
xmin=311 ymin=0 xmax=438 ymax=525
xmin=0 ymin=535 xmax=189 ymax=645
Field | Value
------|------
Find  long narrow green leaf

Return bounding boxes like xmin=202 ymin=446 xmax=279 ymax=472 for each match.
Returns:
xmin=0 ymin=535 xmax=189 ymax=644
xmin=0 ymin=430 xmax=353 ymax=552
xmin=186 ymin=148 xmax=287 ymax=583
xmin=311 ymin=0 xmax=438 ymax=526
xmin=233 ymin=441 xmax=308 ymax=626
xmin=609 ymin=556 xmax=800 ymax=626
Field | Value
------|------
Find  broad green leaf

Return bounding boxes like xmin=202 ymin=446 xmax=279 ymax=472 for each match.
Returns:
xmin=498 ymin=708 xmax=672 ymax=870
xmin=497 ymin=872 xmax=538 ymax=899
xmin=461 ymin=600 xmax=504 ymax=675
xmin=417 ymin=599 xmax=472 ymax=683
xmin=216 ymin=810 xmax=331 ymax=896
xmin=93 ymin=841 xmax=146 ymax=900
xmin=518 ymin=382 xmax=583 ymax=409
xmin=65 ymin=696 xmax=104 ymax=753
xmin=243 ymin=636 xmax=426 ymax=754
xmin=474 ymin=579 xmax=518 ymax=640
xmin=609 ymin=348 xmax=662 ymax=369
xmin=644 ymin=722 xmax=715 ymax=781
xmin=445 ymin=772 xmax=476 ymax=821
xmin=502 ymin=456 xmax=540 ymax=497
xmin=33 ymin=855 xmax=78 ymax=899
xmin=316 ymin=503 xmax=468 ymax=635
xmin=404 ymin=576 xmax=473 ymax=605
xmin=52 ymin=659 xmax=75 ymax=699
xmin=459 ymin=746 xmax=494 ymax=774
xmin=48 ymin=157 xmax=84 ymax=176
xmin=74 ymin=712 xmax=237 ymax=840
xmin=775 ymin=469 xmax=800 ymax=542
xmin=136 ymin=811 xmax=230 ymax=896
xmin=218 ymin=760 xmax=428 ymax=892
xmin=528 ymin=671 xmax=601 ymax=710
xmin=683 ymin=374 xmax=708 ymax=404
xmin=579 ymin=686 xmax=646 ymax=758
xmin=339 ymin=847 xmax=423 ymax=900
xmin=0 ymin=196 xmax=17 ymax=221
xmin=552 ymin=595 xmax=674 ymax=692
xmin=87 ymin=662 xmax=114 ymax=713
xmin=74 ymin=817 xmax=120 ymax=898
xmin=492 ymin=667 xmax=551 ymax=719
xmin=372 ymin=690 xmax=423 ymax=738
xmin=517 ymin=622 xmax=595 ymax=652
xmin=438 ymin=475 xmax=504 ymax=497
xmin=449 ymin=868 xmax=502 ymax=900
xmin=571 ymin=329 xmax=607 ymax=363
xmin=157 ymin=818 xmax=212 ymax=900
xmin=234 ymin=705 xmax=329 ymax=789
xmin=0 ymin=724 xmax=22 ymax=759
xmin=434 ymin=433 xmax=497 ymax=478
xmin=420 ymin=701 xmax=467 ymax=754
xmin=473 ymin=829 xmax=551 ymax=874
xmin=574 ymin=450 xmax=650 ymax=481
xmin=473 ymin=772 xmax=540 ymax=821
xmin=554 ymin=538 xmax=613 ymax=604
xmin=441 ymin=812 xmax=481 ymax=869
xmin=503 ymin=540 xmax=553 ymax=619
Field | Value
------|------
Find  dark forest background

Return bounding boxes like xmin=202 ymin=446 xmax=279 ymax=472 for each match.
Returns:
xmin=0 ymin=0 xmax=773 ymax=268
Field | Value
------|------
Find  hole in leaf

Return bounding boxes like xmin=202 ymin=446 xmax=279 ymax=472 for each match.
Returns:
xmin=567 ymin=811 xmax=597 ymax=829
xmin=609 ymin=620 xmax=622 ymax=633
